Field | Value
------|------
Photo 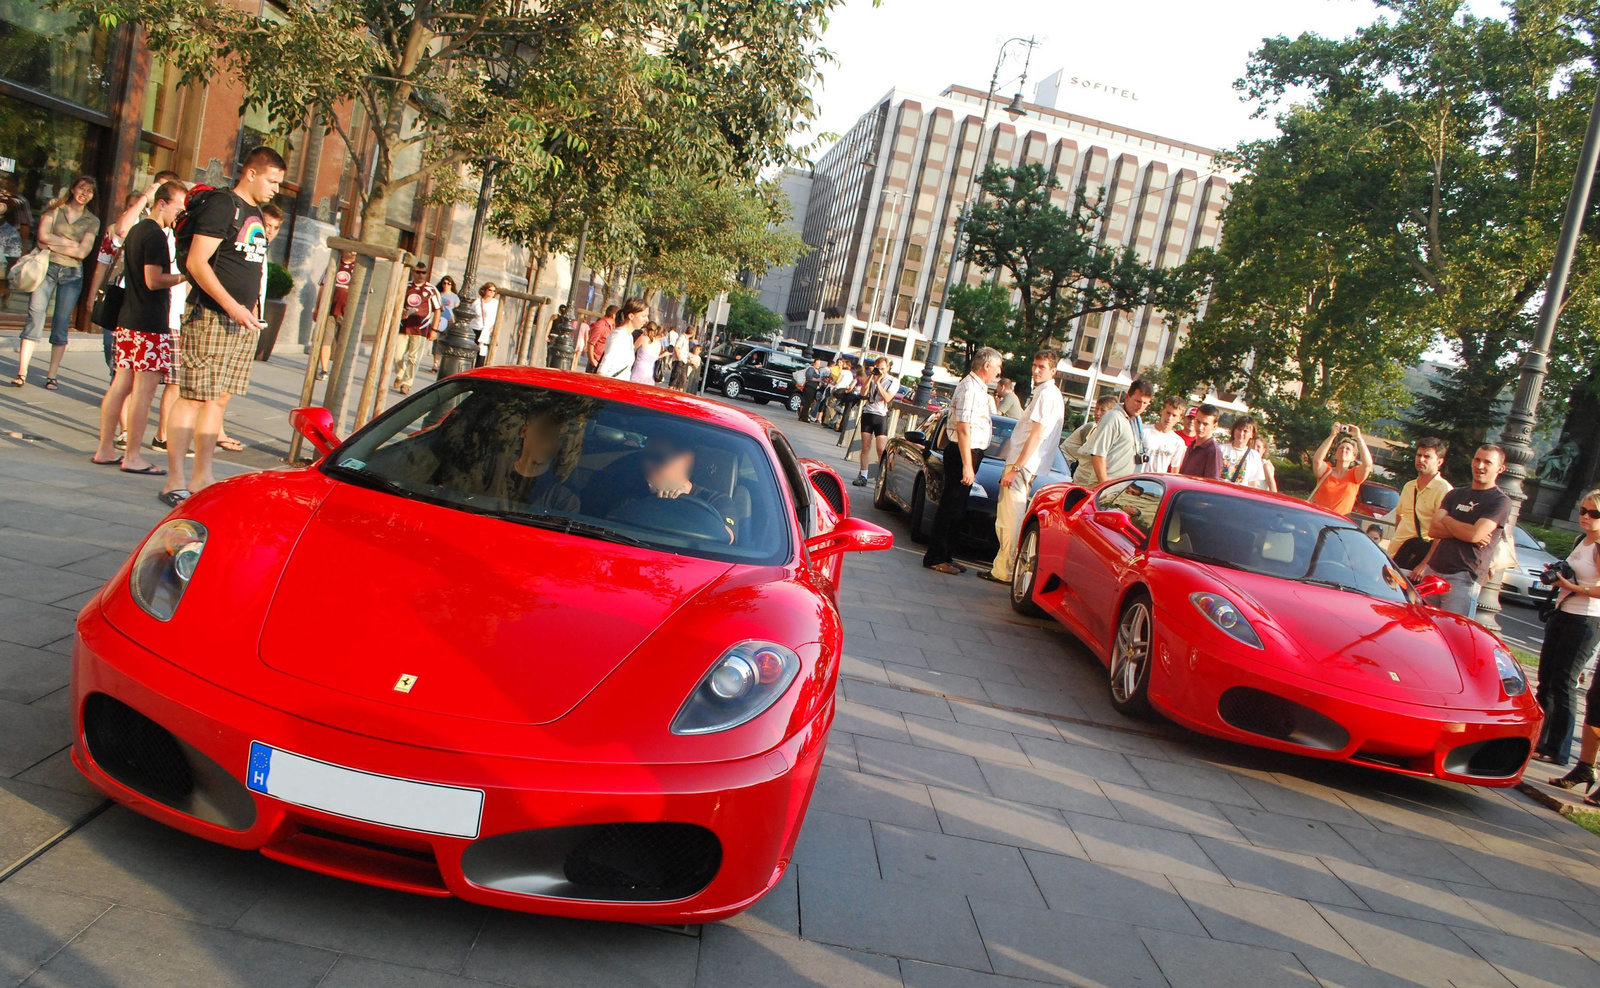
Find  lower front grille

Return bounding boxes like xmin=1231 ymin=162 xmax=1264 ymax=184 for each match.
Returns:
xmin=1442 ymin=737 xmax=1531 ymax=779
xmin=462 ymin=822 xmax=722 ymax=902
xmin=81 ymin=692 xmax=256 ymax=831
xmin=1216 ymin=687 xmax=1350 ymax=751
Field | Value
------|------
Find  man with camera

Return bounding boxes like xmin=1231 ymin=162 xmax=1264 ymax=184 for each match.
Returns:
xmin=1411 ymin=444 xmax=1512 ymax=618
xmin=1075 ymin=379 xmax=1155 ymax=486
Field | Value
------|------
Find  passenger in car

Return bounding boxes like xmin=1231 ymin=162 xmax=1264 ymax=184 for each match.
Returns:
xmin=504 ymin=409 xmax=581 ymax=513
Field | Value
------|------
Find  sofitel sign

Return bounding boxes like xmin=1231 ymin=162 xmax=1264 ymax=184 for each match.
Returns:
xmin=1066 ymin=76 xmax=1140 ymax=102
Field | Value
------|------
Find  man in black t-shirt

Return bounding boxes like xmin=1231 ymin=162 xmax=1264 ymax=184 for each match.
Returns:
xmin=93 ymin=182 xmax=188 ymax=475
xmin=161 ymin=146 xmax=285 ymax=506
xmin=1414 ymin=444 xmax=1512 ymax=619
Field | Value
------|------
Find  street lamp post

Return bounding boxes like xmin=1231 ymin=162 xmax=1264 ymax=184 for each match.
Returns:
xmin=1477 ymin=75 xmax=1600 ymax=633
xmin=912 ymin=35 xmax=1037 ymax=407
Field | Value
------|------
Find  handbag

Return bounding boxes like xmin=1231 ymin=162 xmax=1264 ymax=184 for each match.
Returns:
xmin=9 ymin=248 xmax=47 ymax=294
xmin=1391 ymin=487 xmax=1431 ymax=569
xmin=90 ymin=284 xmax=124 ymax=330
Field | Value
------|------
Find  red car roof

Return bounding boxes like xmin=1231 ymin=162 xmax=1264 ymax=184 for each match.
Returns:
xmin=461 ymin=366 xmax=775 ymax=438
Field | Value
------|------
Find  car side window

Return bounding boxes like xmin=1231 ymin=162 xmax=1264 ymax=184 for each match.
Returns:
xmin=768 ymin=430 xmax=813 ymax=536
xmin=1113 ymin=479 xmax=1165 ymax=536
xmin=1095 ymin=481 xmax=1133 ymax=510
xmin=747 ymin=351 xmax=765 ymax=367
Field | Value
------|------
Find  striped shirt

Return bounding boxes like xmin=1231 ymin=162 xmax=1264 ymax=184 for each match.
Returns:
xmin=949 ymin=373 xmax=995 ymax=451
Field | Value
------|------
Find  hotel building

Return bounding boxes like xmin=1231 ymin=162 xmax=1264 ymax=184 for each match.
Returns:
xmin=784 ymin=82 xmax=1238 ymax=400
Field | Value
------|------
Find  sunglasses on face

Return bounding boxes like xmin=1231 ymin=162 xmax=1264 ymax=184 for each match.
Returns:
xmin=1582 ymin=508 xmax=1600 ymax=520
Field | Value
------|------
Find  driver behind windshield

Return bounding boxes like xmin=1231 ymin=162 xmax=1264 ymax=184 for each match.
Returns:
xmin=584 ymin=432 xmax=737 ymax=543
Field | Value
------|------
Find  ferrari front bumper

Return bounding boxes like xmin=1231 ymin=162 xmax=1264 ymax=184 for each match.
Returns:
xmin=1150 ymin=613 xmax=1542 ymax=788
xmin=70 ymin=608 xmax=827 ymax=923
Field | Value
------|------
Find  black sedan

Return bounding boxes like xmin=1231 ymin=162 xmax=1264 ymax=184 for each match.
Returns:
xmin=872 ymin=412 xmax=1073 ymax=555
xmin=703 ymin=343 xmax=808 ymax=412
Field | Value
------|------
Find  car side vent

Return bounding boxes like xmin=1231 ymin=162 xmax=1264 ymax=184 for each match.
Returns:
xmin=1442 ymin=738 xmax=1530 ymax=779
xmin=462 ymin=822 xmax=723 ymax=903
xmin=811 ymin=472 xmax=845 ymax=515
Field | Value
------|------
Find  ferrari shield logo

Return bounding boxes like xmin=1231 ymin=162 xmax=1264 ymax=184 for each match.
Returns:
xmin=394 ymin=674 xmax=418 ymax=693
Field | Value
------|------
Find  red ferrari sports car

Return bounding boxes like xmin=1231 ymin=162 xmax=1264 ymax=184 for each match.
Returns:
xmin=70 ymin=368 xmax=890 ymax=922
xmin=1007 ymin=475 xmax=1541 ymax=787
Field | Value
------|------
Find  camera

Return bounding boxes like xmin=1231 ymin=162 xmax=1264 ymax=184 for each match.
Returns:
xmin=1133 ymin=453 xmax=1150 ymax=465
xmin=1541 ymin=560 xmax=1577 ymax=586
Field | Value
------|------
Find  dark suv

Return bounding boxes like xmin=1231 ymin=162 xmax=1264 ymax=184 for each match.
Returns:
xmin=704 ymin=344 xmax=808 ymax=411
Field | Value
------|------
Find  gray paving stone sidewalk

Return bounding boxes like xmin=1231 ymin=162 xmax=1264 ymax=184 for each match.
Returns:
xmin=3 ymin=346 xmax=1600 ymax=986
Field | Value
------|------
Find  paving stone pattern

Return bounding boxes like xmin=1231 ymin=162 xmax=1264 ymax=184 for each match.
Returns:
xmin=3 ymin=349 xmax=1600 ymax=986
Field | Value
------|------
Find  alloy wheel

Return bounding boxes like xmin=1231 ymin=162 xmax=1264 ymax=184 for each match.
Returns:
xmin=1109 ymin=600 xmax=1152 ymax=710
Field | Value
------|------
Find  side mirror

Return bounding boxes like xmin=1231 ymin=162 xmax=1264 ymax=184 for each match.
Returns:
xmin=1412 ymin=573 xmax=1450 ymax=599
xmin=1538 ymin=540 xmax=1548 ymax=551
xmin=1097 ymin=509 xmax=1145 ymax=544
xmin=805 ymin=517 xmax=893 ymax=561
xmin=905 ymin=430 xmax=928 ymax=447
xmin=290 ymin=406 xmax=340 ymax=456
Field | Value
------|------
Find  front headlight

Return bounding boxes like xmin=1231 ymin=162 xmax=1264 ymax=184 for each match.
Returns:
xmin=1492 ymin=648 xmax=1529 ymax=697
xmin=1190 ymin=592 xmax=1264 ymax=649
xmin=671 ymin=641 xmax=802 ymax=735
xmin=129 ymin=519 xmax=207 ymax=621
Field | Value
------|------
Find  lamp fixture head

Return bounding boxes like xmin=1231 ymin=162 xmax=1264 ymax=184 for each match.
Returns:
xmin=1005 ymin=91 xmax=1026 ymax=120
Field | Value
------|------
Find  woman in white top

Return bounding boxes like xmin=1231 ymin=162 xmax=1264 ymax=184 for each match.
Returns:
xmin=470 ymin=283 xmax=500 ymax=362
xmin=630 ymin=322 xmax=665 ymax=385
xmin=597 ymin=298 xmax=648 ymax=378
xmin=1218 ymin=415 xmax=1265 ymax=488
xmin=1539 ymin=488 xmax=1600 ymax=789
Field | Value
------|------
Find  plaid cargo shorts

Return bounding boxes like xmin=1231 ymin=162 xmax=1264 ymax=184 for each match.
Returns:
xmin=178 ymin=305 xmax=259 ymax=401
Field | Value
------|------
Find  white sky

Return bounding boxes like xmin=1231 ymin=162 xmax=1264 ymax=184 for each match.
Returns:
xmin=802 ymin=0 xmax=1399 ymax=154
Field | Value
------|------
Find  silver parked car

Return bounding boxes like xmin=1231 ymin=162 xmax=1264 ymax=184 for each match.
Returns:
xmin=1500 ymin=526 xmax=1560 ymax=604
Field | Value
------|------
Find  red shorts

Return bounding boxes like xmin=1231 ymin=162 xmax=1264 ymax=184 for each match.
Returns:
xmin=113 ymin=328 xmax=172 ymax=374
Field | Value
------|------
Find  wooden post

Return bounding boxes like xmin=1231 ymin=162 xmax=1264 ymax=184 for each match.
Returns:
xmin=352 ymin=253 xmax=409 ymax=431
xmin=287 ymin=249 xmax=341 ymax=464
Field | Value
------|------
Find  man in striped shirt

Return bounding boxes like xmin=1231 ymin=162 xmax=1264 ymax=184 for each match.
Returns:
xmin=924 ymin=347 xmax=1002 ymax=575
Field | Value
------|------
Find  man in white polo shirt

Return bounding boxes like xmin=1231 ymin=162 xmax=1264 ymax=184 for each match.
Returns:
xmin=983 ymin=349 xmax=1065 ymax=583
xmin=924 ymin=347 xmax=1001 ymax=575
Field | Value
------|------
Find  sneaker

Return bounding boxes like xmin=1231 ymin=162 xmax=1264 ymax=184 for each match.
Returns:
xmin=113 ymin=431 xmax=127 ymax=450
xmin=151 ymin=438 xmax=168 ymax=451
xmin=851 ymin=475 xmax=869 ymax=487
xmin=315 ymin=368 xmax=327 ymax=381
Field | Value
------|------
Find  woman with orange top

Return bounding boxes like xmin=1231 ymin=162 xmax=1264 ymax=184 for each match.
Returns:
xmin=1310 ymin=422 xmax=1373 ymax=515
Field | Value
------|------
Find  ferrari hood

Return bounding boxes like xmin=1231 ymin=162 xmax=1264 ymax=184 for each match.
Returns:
xmin=1211 ymin=569 xmax=1465 ymax=698
xmin=258 ymin=483 xmax=733 ymax=725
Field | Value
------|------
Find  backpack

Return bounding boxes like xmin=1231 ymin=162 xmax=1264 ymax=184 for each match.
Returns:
xmin=171 ymin=185 xmax=240 ymax=276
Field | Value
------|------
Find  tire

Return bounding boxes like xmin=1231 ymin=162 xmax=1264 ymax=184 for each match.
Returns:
xmin=873 ymin=454 xmax=899 ymax=511
xmin=909 ymin=476 xmax=930 ymax=544
xmin=1108 ymin=594 xmax=1155 ymax=719
xmin=754 ymin=396 xmax=771 ymax=405
xmin=722 ymin=377 xmax=742 ymax=400
xmin=1010 ymin=520 xmax=1045 ymax=616
xmin=787 ymin=392 xmax=803 ymax=412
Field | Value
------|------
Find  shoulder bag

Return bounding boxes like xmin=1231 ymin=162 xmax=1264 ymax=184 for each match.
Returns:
xmin=9 ymin=248 xmax=47 ymax=294
xmin=1391 ymin=485 xmax=1431 ymax=569
xmin=90 ymin=241 xmax=127 ymax=331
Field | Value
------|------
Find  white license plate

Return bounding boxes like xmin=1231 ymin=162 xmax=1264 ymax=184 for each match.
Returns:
xmin=246 ymin=741 xmax=483 ymax=838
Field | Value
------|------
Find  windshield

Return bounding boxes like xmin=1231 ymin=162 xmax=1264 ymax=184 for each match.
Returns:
xmin=710 ymin=343 xmax=755 ymax=361
xmin=1514 ymin=526 xmax=1543 ymax=552
xmin=327 ymin=379 xmax=792 ymax=566
xmin=1162 ymin=490 xmax=1413 ymax=603
xmin=1357 ymin=484 xmax=1400 ymax=513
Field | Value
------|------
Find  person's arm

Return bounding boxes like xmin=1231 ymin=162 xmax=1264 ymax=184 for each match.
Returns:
xmin=1409 ymin=539 xmax=1440 ymax=581
xmin=954 ymin=420 xmax=977 ymax=486
xmin=33 ymin=208 xmax=66 ymax=250
xmin=1351 ymin=425 xmax=1374 ymax=482
xmin=186 ymin=233 xmax=264 ymax=331
xmin=1433 ymin=512 xmax=1498 ymax=547
xmin=143 ymin=262 xmax=184 ymax=290
xmin=113 ymin=181 xmax=162 ymax=239
xmin=1312 ymin=425 xmax=1338 ymax=479
xmin=1061 ymin=422 xmax=1090 ymax=462
xmin=1090 ymin=455 xmax=1110 ymax=485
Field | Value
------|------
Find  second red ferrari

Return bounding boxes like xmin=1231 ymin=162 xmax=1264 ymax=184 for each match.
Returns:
xmin=1008 ymin=475 xmax=1541 ymax=787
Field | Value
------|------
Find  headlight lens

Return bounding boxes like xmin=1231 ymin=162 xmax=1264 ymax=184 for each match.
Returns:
xmin=671 ymin=641 xmax=801 ymax=735
xmin=1493 ymin=648 xmax=1528 ymax=697
xmin=1189 ymin=592 xmax=1264 ymax=649
xmin=129 ymin=519 xmax=207 ymax=621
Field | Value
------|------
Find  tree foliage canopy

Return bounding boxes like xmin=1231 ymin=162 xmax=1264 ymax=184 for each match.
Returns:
xmin=1182 ymin=0 xmax=1600 ymax=460
xmin=723 ymin=288 xmax=785 ymax=341
xmin=960 ymin=163 xmax=1207 ymax=363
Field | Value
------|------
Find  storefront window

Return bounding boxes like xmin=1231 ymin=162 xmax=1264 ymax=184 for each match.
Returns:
xmin=0 ymin=91 xmax=104 ymax=314
xmin=0 ymin=0 xmax=112 ymax=111
xmin=142 ymin=58 xmax=184 ymax=138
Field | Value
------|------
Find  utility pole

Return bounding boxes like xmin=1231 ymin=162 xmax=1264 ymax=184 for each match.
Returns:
xmin=1477 ymin=74 xmax=1600 ymax=633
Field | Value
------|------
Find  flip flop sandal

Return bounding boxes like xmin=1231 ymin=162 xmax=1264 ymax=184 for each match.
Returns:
xmin=43 ymin=378 xmax=59 ymax=391
xmin=120 ymin=464 xmax=168 ymax=476
xmin=9 ymin=376 xmax=25 ymax=387
xmin=90 ymin=456 xmax=123 ymax=466
xmin=215 ymin=437 xmax=245 ymax=451
xmin=157 ymin=489 xmax=191 ymax=507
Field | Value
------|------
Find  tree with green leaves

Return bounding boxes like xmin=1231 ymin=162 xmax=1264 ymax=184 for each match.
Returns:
xmin=1163 ymin=106 xmax=1428 ymax=460
xmin=1234 ymin=0 xmax=1600 ymax=461
xmin=946 ymin=282 xmax=1019 ymax=376
xmin=960 ymin=162 xmax=1206 ymax=363
xmin=723 ymin=288 xmax=785 ymax=341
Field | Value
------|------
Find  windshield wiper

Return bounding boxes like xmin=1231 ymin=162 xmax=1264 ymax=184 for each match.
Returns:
xmin=492 ymin=511 xmax=653 ymax=549
xmin=1177 ymin=551 xmax=1247 ymax=572
xmin=1301 ymin=577 xmax=1382 ymax=600
xmin=329 ymin=464 xmax=420 ymax=499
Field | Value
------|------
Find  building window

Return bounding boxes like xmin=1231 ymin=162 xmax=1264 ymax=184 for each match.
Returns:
xmin=0 ymin=0 xmax=112 ymax=111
